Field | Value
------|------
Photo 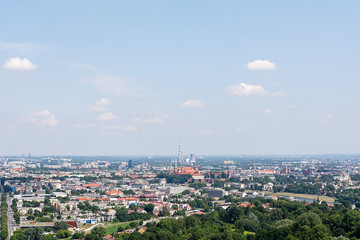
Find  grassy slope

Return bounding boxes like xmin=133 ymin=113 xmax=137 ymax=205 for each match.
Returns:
xmin=104 ymin=220 xmax=140 ymax=235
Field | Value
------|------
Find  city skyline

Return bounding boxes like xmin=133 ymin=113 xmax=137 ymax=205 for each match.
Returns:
xmin=1 ymin=1 xmax=360 ymax=155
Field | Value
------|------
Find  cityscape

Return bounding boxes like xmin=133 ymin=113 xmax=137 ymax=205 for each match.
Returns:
xmin=1 ymin=1 xmax=360 ymax=240
xmin=1 ymin=153 xmax=360 ymax=239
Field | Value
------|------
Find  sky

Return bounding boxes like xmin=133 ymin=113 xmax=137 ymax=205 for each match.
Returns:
xmin=1 ymin=1 xmax=360 ymax=156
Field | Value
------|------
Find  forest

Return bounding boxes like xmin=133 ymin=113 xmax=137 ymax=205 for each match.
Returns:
xmin=111 ymin=199 xmax=360 ymax=240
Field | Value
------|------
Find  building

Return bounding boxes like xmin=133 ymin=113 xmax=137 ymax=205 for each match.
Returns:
xmin=190 ymin=154 xmax=196 ymax=163
xmin=170 ymin=165 xmax=199 ymax=175
xmin=208 ymin=189 xmax=225 ymax=198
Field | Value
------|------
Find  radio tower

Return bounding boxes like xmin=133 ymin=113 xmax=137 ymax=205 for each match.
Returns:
xmin=178 ymin=139 xmax=182 ymax=166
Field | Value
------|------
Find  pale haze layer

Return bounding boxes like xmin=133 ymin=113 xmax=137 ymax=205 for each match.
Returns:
xmin=0 ymin=1 xmax=359 ymax=155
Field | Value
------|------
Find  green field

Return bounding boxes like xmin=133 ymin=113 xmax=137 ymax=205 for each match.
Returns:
xmin=104 ymin=220 xmax=140 ymax=235
xmin=268 ymin=192 xmax=336 ymax=203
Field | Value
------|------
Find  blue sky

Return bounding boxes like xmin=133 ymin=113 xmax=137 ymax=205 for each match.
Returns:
xmin=1 ymin=1 xmax=360 ymax=155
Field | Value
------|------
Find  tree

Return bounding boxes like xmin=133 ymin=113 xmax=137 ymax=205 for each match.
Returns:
xmin=129 ymin=203 xmax=137 ymax=211
xmin=3 ymin=185 xmax=12 ymax=192
xmin=56 ymin=230 xmax=70 ymax=239
xmin=54 ymin=221 xmax=68 ymax=231
xmin=159 ymin=206 xmax=170 ymax=217
xmin=44 ymin=196 xmax=51 ymax=205
xmin=297 ymin=212 xmax=322 ymax=227
xmin=14 ymin=212 xmax=20 ymax=224
xmin=44 ymin=234 xmax=57 ymax=240
xmin=25 ymin=227 xmax=44 ymax=240
xmin=90 ymin=226 xmax=106 ymax=239
xmin=72 ymin=232 xmax=84 ymax=239
xmin=0 ymin=230 xmax=8 ymax=239
xmin=182 ymin=190 xmax=191 ymax=195
xmin=144 ymin=204 xmax=155 ymax=213
xmin=129 ymin=221 xmax=138 ymax=228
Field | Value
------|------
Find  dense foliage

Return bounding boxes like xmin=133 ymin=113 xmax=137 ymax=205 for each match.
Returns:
xmin=1 ymin=193 xmax=8 ymax=240
xmin=157 ymin=173 xmax=191 ymax=184
xmin=113 ymin=199 xmax=360 ymax=240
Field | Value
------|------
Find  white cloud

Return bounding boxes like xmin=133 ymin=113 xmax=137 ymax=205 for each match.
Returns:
xmin=97 ymin=112 xmax=117 ymax=121
xmin=235 ymin=128 xmax=243 ymax=133
xmin=288 ymin=104 xmax=298 ymax=109
xmin=96 ymin=98 xmax=111 ymax=106
xmin=226 ymin=83 xmax=266 ymax=96
xmin=87 ymin=98 xmax=111 ymax=111
xmin=123 ymin=125 xmax=138 ymax=132
xmin=323 ymin=115 xmax=334 ymax=124
xmin=7 ymin=125 xmax=19 ymax=130
xmin=22 ymin=117 xmax=38 ymax=123
xmin=100 ymin=125 xmax=122 ymax=130
xmin=271 ymin=91 xmax=287 ymax=97
xmin=246 ymin=60 xmax=276 ymax=70
xmin=143 ymin=117 xmax=163 ymax=124
xmin=163 ymin=113 xmax=174 ymax=118
xmin=262 ymin=109 xmax=273 ymax=115
xmin=0 ymin=42 xmax=49 ymax=53
xmin=72 ymin=63 xmax=98 ymax=70
xmin=99 ymin=125 xmax=138 ymax=132
xmin=201 ymin=129 xmax=213 ymax=135
xmin=132 ymin=118 xmax=141 ymax=123
xmin=21 ymin=110 xmax=59 ymax=127
xmin=181 ymin=99 xmax=204 ymax=108
xmin=3 ymin=57 xmax=38 ymax=71
xmin=74 ymin=123 xmax=97 ymax=128
xmin=34 ymin=110 xmax=53 ymax=117
xmin=89 ymin=75 xmax=133 ymax=96
xmin=40 ymin=117 xmax=59 ymax=126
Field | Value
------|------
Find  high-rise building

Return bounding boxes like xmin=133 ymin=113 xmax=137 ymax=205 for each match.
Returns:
xmin=190 ymin=153 xmax=196 ymax=163
xmin=128 ymin=159 xmax=133 ymax=168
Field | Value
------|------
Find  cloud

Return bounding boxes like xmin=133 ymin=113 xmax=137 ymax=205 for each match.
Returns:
xmin=7 ymin=125 xmax=19 ymax=130
xmin=235 ymin=128 xmax=243 ymax=133
xmin=181 ymin=99 xmax=204 ymax=108
xmin=100 ymin=125 xmax=138 ymax=132
xmin=143 ymin=117 xmax=163 ymax=124
xmin=41 ymin=117 xmax=59 ymax=126
xmin=132 ymin=118 xmax=141 ymax=123
xmin=201 ymin=129 xmax=213 ymax=135
xmin=323 ymin=114 xmax=334 ymax=124
xmin=97 ymin=112 xmax=117 ymax=121
xmin=123 ymin=125 xmax=138 ymax=132
xmin=262 ymin=109 xmax=273 ymax=115
xmin=71 ymin=63 xmax=98 ymax=70
xmin=74 ymin=123 xmax=97 ymax=128
xmin=34 ymin=110 xmax=52 ymax=117
xmin=88 ymin=75 xmax=134 ymax=96
xmin=21 ymin=110 xmax=59 ymax=126
xmin=163 ymin=113 xmax=174 ymax=118
xmin=100 ymin=125 xmax=122 ymax=130
xmin=271 ymin=91 xmax=287 ymax=97
xmin=87 ymin=98 xmax=111 ymax=111
xmin=288 ymin=104 xmax=298 ymax=109
xmin=3 ymin=57 xmax=38 ymax=70
xmin=0 ymin=42 xmax=49 ymax=53
xmin=226 ymin=83 xmax=266 ymax=96
xmin=246 ymin=60 xmax=276 ymax=70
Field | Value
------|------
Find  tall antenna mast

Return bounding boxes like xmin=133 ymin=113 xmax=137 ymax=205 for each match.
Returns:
xmin=178 ymin=138 xmax=181 ymax=166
